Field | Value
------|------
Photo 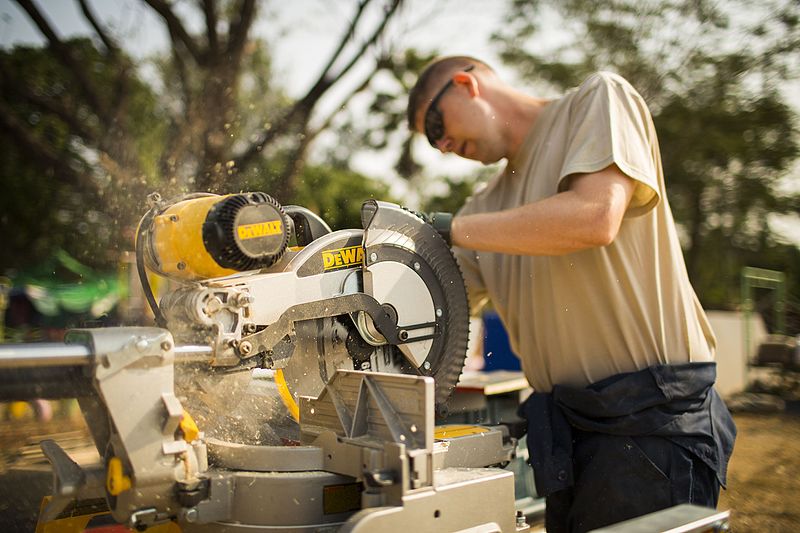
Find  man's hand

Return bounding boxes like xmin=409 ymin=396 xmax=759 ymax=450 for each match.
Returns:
xmin=405 ymin=208 xmax=454 ymax=245
xmin=451 ymin=164 xmax=636 ymax=255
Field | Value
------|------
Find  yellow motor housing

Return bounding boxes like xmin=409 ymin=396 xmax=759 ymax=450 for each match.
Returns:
xmin=139 ymin=192 xmax=288 ymax=281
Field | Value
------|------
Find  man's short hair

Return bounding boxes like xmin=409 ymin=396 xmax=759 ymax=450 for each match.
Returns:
xmin=406 ymin=56 xmax=493 ymax=131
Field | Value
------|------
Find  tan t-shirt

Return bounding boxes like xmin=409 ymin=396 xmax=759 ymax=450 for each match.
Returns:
xmin=455 ymin=71 xmax=716 ymax=393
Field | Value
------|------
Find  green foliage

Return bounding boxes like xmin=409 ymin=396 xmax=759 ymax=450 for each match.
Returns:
xmin=493 ymin=0 xmax=800 ymax=323
xmin=291 ymin=165 xmax=396 ymax=231
xmin=0 ymin=39 xmax=161 ymax=270
xmin=420 ymin=167 xmax=497 ymax=215
xmin=328 ymin=49 xmax=439 ymax=179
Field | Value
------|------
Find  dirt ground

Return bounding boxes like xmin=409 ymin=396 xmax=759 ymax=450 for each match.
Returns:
xmin=718 ymin=411 xmax=800 ymax=532
xmin=1 ymin=407 xmax=799 ymax=532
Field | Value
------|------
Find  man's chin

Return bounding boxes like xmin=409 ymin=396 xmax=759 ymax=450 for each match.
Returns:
xmin=478 ymin=154 xmax=502 ymax=165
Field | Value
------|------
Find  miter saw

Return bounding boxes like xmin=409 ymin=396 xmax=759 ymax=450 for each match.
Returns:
xmin=134 ymin=192 xmax=468 ymax=421
xmin=0 ymin=193 xmax=528 ymax=532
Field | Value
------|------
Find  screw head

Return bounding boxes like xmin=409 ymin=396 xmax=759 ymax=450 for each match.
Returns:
xmin=370 ymin=252 xmax=378 ymax=262
xmin=239 ymin=341 xmax=253 ymax=355
xmin=184 ymin=508 xmax=198 ymax=523
xmin=423 ymin=361 xmax=431 ymax=370
xmin=204 ymin=296 xmax=223 ymax=315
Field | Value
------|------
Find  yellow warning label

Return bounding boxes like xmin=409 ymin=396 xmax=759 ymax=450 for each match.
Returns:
xmin=322 ymin=245 xmax=364 ymax=270
xmin=434 ymin=424 xmax=491 ymax=440
xmin=237 ymin=220 xmax=283 ymax=240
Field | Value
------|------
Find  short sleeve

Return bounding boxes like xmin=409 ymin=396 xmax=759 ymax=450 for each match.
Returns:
xmin=557 ymin=72 xmax=660 ymax=217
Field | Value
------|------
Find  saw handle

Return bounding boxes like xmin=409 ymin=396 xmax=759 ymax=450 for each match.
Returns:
xmin=402 ymin=207 xmax=454 ymax=245
xmin=426 ymin=212 xmax=453 ymax=245
xmin=284 ymin=205 xmax=333 ymax=246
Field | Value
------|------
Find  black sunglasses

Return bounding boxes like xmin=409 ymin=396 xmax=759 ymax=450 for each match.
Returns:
xmin=423 ymin=65 xmax=475 ymax=147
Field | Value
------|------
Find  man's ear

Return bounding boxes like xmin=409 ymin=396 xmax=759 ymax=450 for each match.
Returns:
xmin=453 ymin=71 xmax=480 ymax=97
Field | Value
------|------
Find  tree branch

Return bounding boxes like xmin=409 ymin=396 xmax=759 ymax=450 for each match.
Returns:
xmin=75 ymin=0 xmax=133 ymax=126
xmin=310 ymin=0 xmax=371 ymax=89
xmin=14 ymin=0 xmax=110 ymax=122
xmin=231 ymin=100 xmax=306 ymax=171
xmin=233 ymin=0 xmax=402 ymax=170
xmin=226 ymin=0 xmax=256 ymax=61
xmin=166 ymin=18 xmax=193 ymax=110
xmin=144 ymin=0 xmax=204 ymax=64
xmin=158 ymin=25 xmax=196 ymax=178
xmin=268 ymin=63 xmax=381 ymax=199
xmin=0 ymin=57 xmax=98 ymax=142
xmin=76 ymin=0 xmax=119 ymax=57
xmin=4 ymin=90 xmax=99 ymax=143
xmin=279 ymin=63 xmax=382 ymax=192
xmin=0 ymin=98 xmax=87 ymax=187
xmin=325 ymin=0 xmax=401 ymax=85
xmin=310 ymin=62 xmax=379 ymax=139
xmin=97 ymin=151 xmax=142 ymax=190
xmin=201 ymin=0 xmax=218 ymax=55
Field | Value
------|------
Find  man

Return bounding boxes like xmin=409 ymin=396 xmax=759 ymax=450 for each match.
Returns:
xmin=407 ymin=56 xmax=736 ymax=532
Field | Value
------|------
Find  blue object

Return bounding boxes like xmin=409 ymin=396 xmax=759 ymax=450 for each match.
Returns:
xmin=482 ymin=311 xmax=520 ymax=371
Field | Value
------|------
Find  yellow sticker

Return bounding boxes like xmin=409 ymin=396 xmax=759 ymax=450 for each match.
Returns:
xmin=237 ymin=220 xmax=283 ymax=240
xmin=322 ymin=245 xmax=364 ymax=270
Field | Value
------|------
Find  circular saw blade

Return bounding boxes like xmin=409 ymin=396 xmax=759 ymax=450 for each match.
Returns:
xmin=360 ymin=201 xmax=470 ymax=413
xmin=276 ymin=201 xmax=469 ymax=420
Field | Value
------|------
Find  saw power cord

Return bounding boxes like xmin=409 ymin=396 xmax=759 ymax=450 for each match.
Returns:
xmin=135 ymin=192 xmax=216 ymax=328
xmin=136 ymin=205 xmax=168 ymax=328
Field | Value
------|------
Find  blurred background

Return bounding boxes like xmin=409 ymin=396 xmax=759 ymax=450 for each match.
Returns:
xmin=0 ymin=0 xmax=798 ymax=331
xmin=0 ymin=0 xmax=798 ymax=531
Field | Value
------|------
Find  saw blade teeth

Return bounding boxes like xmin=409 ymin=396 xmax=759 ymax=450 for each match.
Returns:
xmin=363 ymin=227 xmax=417 ymax=251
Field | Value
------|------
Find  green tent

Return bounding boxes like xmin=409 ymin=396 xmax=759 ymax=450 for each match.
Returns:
xmin=10 ymin=249 xmax=121 ymax=322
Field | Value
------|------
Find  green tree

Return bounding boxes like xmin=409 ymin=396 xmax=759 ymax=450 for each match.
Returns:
xmin=0 ymin=37 xmax=162 ymax=268
xmin=293 ymin=165 xmax=396 ymax=231
xmin=0 ymin=0 xmax=405 ymax=271
xmin=493 ymin=0 xmax=800 ymax=317
xmin=324 ymin=48 xmax=438 ymax=181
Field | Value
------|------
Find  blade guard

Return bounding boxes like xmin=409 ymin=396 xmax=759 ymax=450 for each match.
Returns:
xmin=360 ymin=200 xmax=469 ymax=414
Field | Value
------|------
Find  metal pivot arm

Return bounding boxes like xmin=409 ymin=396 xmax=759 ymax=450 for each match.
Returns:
xmin=0 ymin=342 xmax=93 ymax=401
xmin=239 ymin=293 xmax=439 ymax=367
xmin=0 ymin=341 xmax=213 ymax=401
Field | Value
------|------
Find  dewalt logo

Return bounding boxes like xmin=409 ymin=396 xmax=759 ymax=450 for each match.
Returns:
xmin=322 ymin=245 xmax=363 ymax=270
xmin=237 ymin=220 xmax=283 ymax=240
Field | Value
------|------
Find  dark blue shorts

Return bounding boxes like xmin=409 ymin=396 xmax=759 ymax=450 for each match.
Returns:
xmin=544 ymin=432 xmax=720 ymax=532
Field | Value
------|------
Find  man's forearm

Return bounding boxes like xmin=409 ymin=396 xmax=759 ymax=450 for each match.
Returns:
xmin=451 ymin=192 xmax=614 ymax=256
xmin=451 ymin=166 xmax=636 ymax=256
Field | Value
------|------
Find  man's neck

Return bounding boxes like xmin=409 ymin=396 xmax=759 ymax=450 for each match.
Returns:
xmin=504 ymin=92 xmax=551 ymax=166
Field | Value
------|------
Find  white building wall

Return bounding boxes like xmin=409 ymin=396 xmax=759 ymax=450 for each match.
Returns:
xmin=706 ymin=310 xmax=768 ymax=397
